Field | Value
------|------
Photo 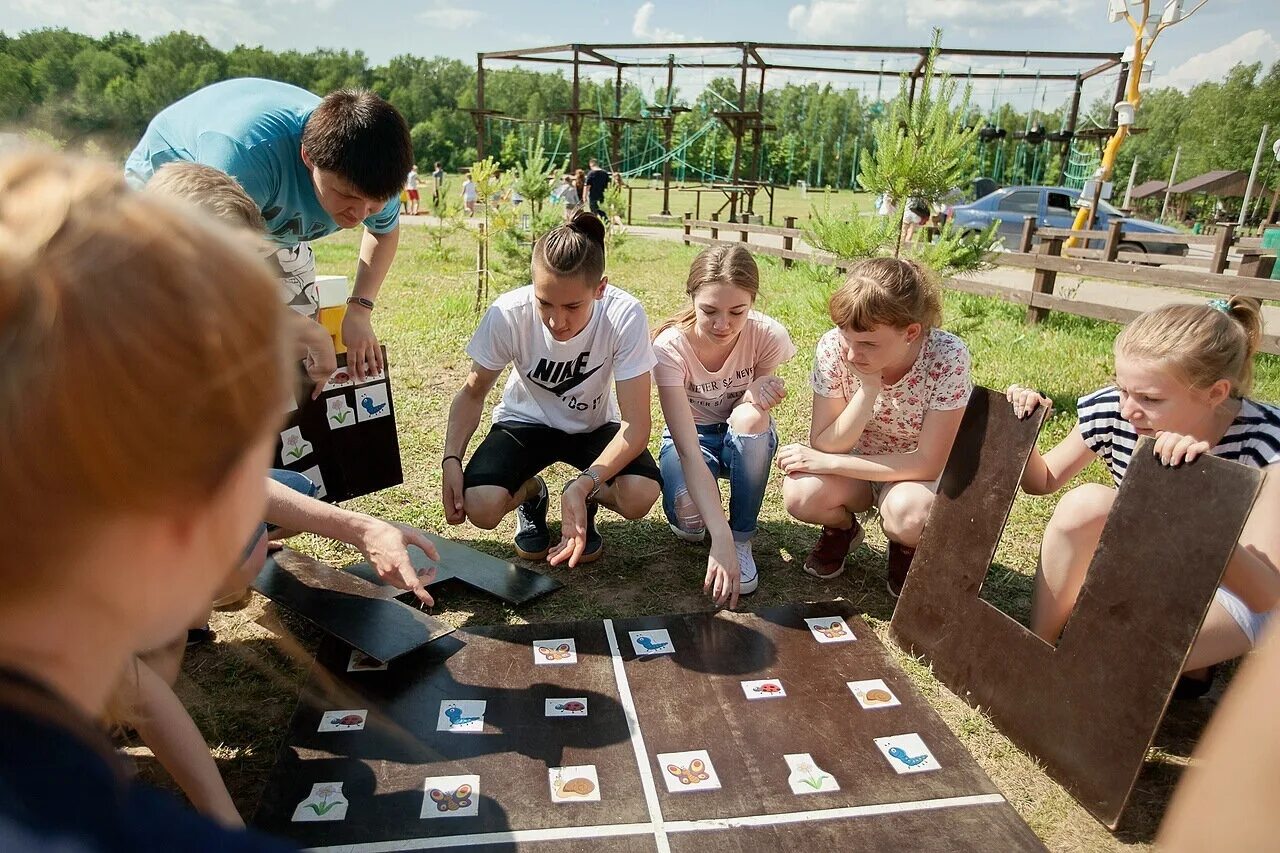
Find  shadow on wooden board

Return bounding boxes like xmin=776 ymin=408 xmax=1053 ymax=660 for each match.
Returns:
xmin=345 ymin=533 xmax=563 ymax=607
xmin=890 ymin=387 xmax=1263 ymax=828
xmin=252 ymin=548 xmax=454 ymax=664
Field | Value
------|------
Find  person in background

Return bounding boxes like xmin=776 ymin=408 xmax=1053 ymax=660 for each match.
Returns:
xmin=432 ymin=161 xmax=444 ymax=205
xmin=584 ymin=158 xmax=609 ymax=220
xmin=406 ymin=163 xmax=420 ymax=216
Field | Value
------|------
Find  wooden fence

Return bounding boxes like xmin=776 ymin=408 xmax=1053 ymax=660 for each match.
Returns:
xmin=680 ymin=213 xmax=1280 ymax=355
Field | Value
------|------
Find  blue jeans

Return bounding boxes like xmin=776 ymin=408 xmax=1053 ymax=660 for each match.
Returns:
xmin=659 ymin=422 xmax=778 ymax=542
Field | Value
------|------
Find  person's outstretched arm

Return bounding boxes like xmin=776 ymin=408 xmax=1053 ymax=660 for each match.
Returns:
xmin=344 ymin=225 xmax=399 ymax=381
xmin=127 ymin=659 xmax=243 ymax=828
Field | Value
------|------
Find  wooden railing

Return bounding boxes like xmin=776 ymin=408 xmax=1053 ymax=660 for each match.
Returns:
xmin=680 ymin=213 xmax=1280 ymax=355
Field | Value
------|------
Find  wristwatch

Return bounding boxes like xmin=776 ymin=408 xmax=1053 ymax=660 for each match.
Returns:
xmin=574 ymin=468 xmax=602 ymax=500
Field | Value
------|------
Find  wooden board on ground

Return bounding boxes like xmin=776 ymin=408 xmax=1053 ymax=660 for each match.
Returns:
xmin=345 ymin=533 xmax=563 ymax=606
xmin=252 ymin=601 xmax=1043 ymax=851
xmin=252 ymin=548 xmax=454 ymax=664
xmin=275 ymin=347 xmax=402 ymax=503
xmin=891 ymin=387 xmax=1263 ymax=828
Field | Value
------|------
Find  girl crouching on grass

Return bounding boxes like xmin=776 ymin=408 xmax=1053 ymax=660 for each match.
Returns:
xmin=652 ymin=245 xmax=796 ymax=608
xmin=780 ymin=258 xmax=972 ymax=596
xmin=1008 ymin=299 xmax=1279 ymax=691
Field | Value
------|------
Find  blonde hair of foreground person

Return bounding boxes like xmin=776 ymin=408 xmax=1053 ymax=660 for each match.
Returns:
xmin=0 ymin=151 xmax=288 ymax=715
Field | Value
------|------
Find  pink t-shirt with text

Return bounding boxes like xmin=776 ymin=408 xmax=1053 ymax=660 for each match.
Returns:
xmin=810 ymin=327 xmax=972 ymax=455
xmin=653 ymin=311 xmax=797 ymax=425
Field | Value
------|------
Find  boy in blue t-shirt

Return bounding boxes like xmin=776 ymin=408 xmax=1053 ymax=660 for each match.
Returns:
xmin=126 ymin=78 xmax=411 ymax=381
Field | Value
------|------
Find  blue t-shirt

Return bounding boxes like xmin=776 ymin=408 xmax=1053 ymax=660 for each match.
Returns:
xmin=125 ymin=78 xmax=399 ymax=247
xmin=0 ymin=667 xmax=296 ymax=852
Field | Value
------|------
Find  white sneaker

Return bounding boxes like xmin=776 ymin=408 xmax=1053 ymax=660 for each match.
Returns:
xmin=735 ymin=541 xmax=759 ymax=595
xmin=669 ymin=522 xmax=706 ymax=544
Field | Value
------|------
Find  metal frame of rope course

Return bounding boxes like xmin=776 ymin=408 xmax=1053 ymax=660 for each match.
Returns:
xmin=469 ymin=42 xmax=1122 ymax=221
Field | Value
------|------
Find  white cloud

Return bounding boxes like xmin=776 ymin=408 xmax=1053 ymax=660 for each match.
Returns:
xmin=7 ymin=0 xmax=275 ymax=45
xmin=632 ymin=2 xmax=688 ymax=41
xmin=1152 ymin=29 xmax=1280 ymax=90
xmin=417 ymin=3 xmax=485 ymax=31
xmin=787 ymin=0 xmax=1096 ymax=39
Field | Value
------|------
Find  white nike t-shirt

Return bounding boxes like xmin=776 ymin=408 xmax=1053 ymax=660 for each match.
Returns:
xmin=467 ymin=284 xmax=656 ymax=433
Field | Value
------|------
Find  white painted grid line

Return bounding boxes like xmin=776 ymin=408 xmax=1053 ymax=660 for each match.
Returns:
xmin=663 ymin=793 xmax=1009 ymax=832
xmin=602 ymin=617 xmax=671 ymax=853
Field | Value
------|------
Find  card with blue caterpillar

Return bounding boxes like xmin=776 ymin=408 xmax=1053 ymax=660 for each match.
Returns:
xmin=873 ymin=733 xmax=940 ymax=774
xmin=629 ymin=628 xmax=674 ymax=656
xmin=356 ymin=382 xmax=391 ymax=422
xmin=436 ymin=700 xmax=486 ymax=733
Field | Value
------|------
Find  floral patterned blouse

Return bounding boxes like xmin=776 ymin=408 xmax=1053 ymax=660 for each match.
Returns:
xmin=810 ymin=327 xmax=973 ymax=455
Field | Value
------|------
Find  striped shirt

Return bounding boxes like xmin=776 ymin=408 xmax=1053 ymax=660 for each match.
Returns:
xmin=1077 ymin=387 xmax=1280 ymax=485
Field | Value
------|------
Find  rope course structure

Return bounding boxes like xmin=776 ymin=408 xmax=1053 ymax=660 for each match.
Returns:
xmin=470 ymin=42 xmax=1123 ymax=221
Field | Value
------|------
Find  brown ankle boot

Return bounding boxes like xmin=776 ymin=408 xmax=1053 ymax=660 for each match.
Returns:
xmin=886 ymin=541 xmax=917 ymax=597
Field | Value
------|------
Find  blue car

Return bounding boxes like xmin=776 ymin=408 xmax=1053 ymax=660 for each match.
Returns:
xmin=949 ymin=185 xmax=1188 ymax=260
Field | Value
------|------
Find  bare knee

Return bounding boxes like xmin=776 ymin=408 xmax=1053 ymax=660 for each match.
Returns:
xmin=1047 ymin=484 xmax=1114 ymax=537
xmin=610 ymin=477 xmax=660 ymax=520
xmin=879 ymin=488 xmax=935 ymax=546
xmin=783 ymin=474 xmax=826 ymax=522
xmin=464 ymin=489 xmax=512 ymax=530
xmin=728 ymin=401 xmax=770 ymax=435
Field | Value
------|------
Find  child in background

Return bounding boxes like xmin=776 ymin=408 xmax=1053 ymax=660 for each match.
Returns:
xmin=0 ymin=150 xmax=294 ymax=849
xmin=1008 ymin=299 xmax=1279 ymax=689
xmin=461 ymin=171 xmax=478 ymax=216
xmin=780 ymin=258 xmax=972 ymax=596
xmin=653 ymin=245 xmax=795 ymax=608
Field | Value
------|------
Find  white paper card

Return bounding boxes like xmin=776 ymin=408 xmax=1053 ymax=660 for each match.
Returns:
xmin=549 ymin=765 xmax=601 ymax=803
xmin=292 ymin=782 xmax=348 ymax=822
xmin=326 ymin=394 xmax=356 ymax=429
xmin=784 ymin=753 xmax=840 ymax=794
xmin=741 ymin=678 xmax=786 ymax=700
xmin=545 ymin=698 xmax=588 ymax=717
xmin=533 ymin=638 xmax=577 ymax=665
xmin=356 ymin=382 xmax=391 ymax=421
xmin=874 ymin=733 xmax=940 ymax=774
xmin=657 ymin=749 xmax=720 ymax=793
xmin=629 ymin=629 xmax=674 ymax=656
xmin=804 ymin=616 xmax=855 ymax=643
xmin=280 ymin=426 xmax=313 ymax=465
xmin=421 ymin=774 xmax=479 ymax=818
xmin=848 ymin=679 xmax=901 ymax=709
xmin=436 ymin=700 xmax=486 ymax=733
xmin=318 ymin=709 xmax=368 ymax=732
xmin=346 ymin=650 xmax=386 ymax=672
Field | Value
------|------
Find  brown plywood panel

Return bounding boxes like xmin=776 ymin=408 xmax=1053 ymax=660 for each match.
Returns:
xmin=891 ymin=387 xmax=1263 ymax=827
xmin=253 ymin=606 xmax=1041 ymax=850
xmin=615 ymin=604 xmax=1000 ymax=822
xmin=251 ymin=548 xmax=454 ymax=663
xmin=253 ymin=622 xmax=648 ymax=849
xmin=665 ymin=803 xmax=1045 ymax=851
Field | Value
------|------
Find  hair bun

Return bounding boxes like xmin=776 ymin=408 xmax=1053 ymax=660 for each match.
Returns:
xmin=567 ymin=210 xmax=606 ymax=249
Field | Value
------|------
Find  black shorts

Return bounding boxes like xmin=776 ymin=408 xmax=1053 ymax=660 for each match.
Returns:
xmin=464 ymin=421 xmax=661 ymax=495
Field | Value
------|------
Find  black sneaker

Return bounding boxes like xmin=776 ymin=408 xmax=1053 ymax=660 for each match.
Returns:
xmin=579 ymin=500 xmax=604 ymax=564
xmin=514 ymin=476 xmax=551 ymax=559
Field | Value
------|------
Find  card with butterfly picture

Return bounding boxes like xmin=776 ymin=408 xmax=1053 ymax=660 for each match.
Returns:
xmin=656 ymin=749 xmax=721 ymax=793
xmin=803 ymin=616 xmax=856 ymax=644
xmin=421 ymin=774 xmax=480 ymax=818
xmin=532 ymin=637 xmax=578 ymax=665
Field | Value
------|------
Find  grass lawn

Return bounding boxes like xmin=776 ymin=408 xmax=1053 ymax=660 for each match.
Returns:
xmin=155 ymin=224 xmax=1279 ymax=851
xmin=617 ymin=181 xmax=870 ymax=226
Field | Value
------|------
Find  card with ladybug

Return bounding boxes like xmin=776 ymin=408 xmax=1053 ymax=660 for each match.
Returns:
xmin=545 ymin=697 xmax=589 ymax=717
xmin=420 ymin=774 xmax=480 ymax=818
xmin=656 ymin=750 xmax=721 ymax=793
xmin=803 ymin=616 xmax=856 ymax=644
xmin=740 ymin=678 xmax=786 ymax=700
xmin=317 ymin=708 xmax=368 ymax=732
xmin=532 ymin=637 xmax=578 ymax=665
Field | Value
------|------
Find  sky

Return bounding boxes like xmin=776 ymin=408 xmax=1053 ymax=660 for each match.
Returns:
xmin=2 ymin=0 xmax=1277 ymax=113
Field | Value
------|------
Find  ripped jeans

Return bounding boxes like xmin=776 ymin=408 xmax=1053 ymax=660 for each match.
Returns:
xmin=658 ymin=421 xmax=778 ymax=543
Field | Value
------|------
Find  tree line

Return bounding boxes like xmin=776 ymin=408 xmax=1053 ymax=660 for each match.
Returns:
xmin=2 ymin=27 xmax=1276 ymax=199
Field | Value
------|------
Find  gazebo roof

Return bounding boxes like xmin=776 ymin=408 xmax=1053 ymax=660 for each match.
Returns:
xmin=1129 ymin=179 xmax=1168 ymax=200
xmin=1167 ymin=170 xmax=1249 ymax=197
